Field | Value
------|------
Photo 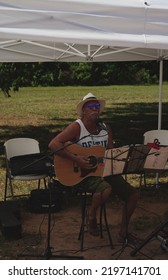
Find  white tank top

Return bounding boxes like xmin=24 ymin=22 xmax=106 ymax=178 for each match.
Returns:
xmin=75 ymin=119 xmax=109 ymax=148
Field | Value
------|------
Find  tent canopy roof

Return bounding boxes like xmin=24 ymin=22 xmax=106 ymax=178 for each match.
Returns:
xmin=0 ymin=0 xmax=168 ymax=62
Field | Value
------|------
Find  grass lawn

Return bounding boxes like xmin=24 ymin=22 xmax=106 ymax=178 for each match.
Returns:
xmin=0 ymin=84 xmax=168 ymax=199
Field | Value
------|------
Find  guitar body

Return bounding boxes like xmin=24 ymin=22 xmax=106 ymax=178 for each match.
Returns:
xmin=54 ymin=144 xmax=105 ymax=186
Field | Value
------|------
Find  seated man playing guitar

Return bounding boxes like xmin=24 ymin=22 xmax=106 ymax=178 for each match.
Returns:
xmin=48 ymin=93 xmax=139 ymax=240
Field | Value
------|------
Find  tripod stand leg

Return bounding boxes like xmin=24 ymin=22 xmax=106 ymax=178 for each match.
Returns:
xmin=18 ymin=177 xmax=84 ymax=260
xmin=111 ymin=199 xmax=135 ymax=259
xmin=131 ymin=218 xmax=168 ymax=256
xmin=43 ymin=179 xmax=84 ymax=259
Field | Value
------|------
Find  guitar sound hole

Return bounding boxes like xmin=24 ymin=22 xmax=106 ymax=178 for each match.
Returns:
xmin=88 ymin=156 xmax=98 ymax=167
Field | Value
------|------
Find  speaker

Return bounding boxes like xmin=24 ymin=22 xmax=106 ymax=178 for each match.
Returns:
xmin=27 ymin=187 xmax=62 ymax=213
xmin=0 ymin=201 xmax=22 ymax=239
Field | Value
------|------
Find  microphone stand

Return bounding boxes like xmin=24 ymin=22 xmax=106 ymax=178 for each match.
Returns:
xmin=18 ymin=133 xmax=98 ymax=260
xmin=18 ymin=163 xmax=83 ymax=260
xmin=42 ymin=173 xmax=84 ymax=260
xmin=43 ymin=128 xmax=109 ymax=259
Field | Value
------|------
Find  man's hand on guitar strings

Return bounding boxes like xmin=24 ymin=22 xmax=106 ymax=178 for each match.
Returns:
xmin=75 ymin=155 xmax=94 ymax=169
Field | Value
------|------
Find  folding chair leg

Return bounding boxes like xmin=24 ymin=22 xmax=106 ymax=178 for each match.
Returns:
xmin=4 ymin=174 xmax=14 ymax=201
xmin=37 ymin=179 xmax=41 ymax=189
xmin=38 ymin=178 xmax=47 ymax=189
xmin=43 ymin=178 xmax=47 ymax=189
xmin=9 ymin=178 xmax=14 ymax=200
xmin=4 ymin=174 xmax=8 ymax=201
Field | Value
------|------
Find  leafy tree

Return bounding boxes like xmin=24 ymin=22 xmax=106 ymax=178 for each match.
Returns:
xmin=0 ymin=63 xmax=20 ymax=96
xmin=0 ymin=61 xmax=166 ymax=97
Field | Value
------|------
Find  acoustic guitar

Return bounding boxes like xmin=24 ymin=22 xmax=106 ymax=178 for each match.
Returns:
xmin=54 ymin=144 xmax=105 ymax=186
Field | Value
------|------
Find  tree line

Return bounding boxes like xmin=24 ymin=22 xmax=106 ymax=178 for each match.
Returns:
xmin=0 ymin=61 xmax=167 ymax=96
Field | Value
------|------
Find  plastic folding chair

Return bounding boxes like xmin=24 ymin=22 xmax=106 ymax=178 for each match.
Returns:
xmin=143 ymin=129 xmax=168 ymax=188
xmin=4 ymin=137 xmax=49 ymax=200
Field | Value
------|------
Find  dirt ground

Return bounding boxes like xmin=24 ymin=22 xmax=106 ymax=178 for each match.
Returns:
xmin=0 ymin=187 xmax=168 ymax=260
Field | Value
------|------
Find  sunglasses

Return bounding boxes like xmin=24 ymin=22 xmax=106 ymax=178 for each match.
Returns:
xmin=86 ymin=103 xmax=100 ymax=110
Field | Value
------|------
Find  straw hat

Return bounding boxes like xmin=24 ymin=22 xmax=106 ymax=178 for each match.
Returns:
xmin=76 ymin=93 xmax=105 ymax=117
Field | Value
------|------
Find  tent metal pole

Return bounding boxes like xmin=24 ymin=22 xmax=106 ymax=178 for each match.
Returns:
xmin=156 ymin=57 xmax=163 ymax=187
xmin=158 ymin=58 xmax=163 ymax=130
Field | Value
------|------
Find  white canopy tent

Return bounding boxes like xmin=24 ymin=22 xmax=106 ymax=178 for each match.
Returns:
xmin=0 ymin=0 xmax=168 ymax=128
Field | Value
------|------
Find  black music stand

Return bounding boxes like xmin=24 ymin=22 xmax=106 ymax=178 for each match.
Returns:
xmin=103 ymin=145 xmax=151 ymax=259
xmin=103 ymin=145 xmax=151 ymax=178
xmin=17 ymin=154 xmax=83 ymax=260
xmin=111 ymin=199 xmax=136 ymax=259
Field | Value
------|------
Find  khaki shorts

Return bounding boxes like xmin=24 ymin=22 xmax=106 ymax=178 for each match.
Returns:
xmin=76 ymin=176 xmax=110 ymax=193
xmin=76 ymin=175 xmax=136 ymax=201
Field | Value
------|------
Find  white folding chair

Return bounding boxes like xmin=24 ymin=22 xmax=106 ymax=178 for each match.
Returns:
xmin=143 ymin=130 xmax=168 ymax=187
xmin=144 ymin=130 xmax=168 ymax=147
xmin=4 ymin=138 xmax=48 ymax=201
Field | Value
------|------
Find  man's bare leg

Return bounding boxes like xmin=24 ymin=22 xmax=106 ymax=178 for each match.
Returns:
xmin=118 ymin=192 xmax=140 ymax=241
xmin=89 ymin=187 xmax=111 ymax=236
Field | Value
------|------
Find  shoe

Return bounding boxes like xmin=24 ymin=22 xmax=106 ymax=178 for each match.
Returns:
xmin=88 ymin=218 xmax=99 ymax=236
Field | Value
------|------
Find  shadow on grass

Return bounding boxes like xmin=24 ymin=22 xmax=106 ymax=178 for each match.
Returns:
xmin=0 ymin=101 xmax=168 ymax=166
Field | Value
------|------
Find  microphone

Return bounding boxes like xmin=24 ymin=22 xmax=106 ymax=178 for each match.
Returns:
xmin=97 ymin=120 xmax=109 ymax=132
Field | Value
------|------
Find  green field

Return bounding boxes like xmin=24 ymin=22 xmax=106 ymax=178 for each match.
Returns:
xmin=1 ymin=85 xmax=168 ymax=199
